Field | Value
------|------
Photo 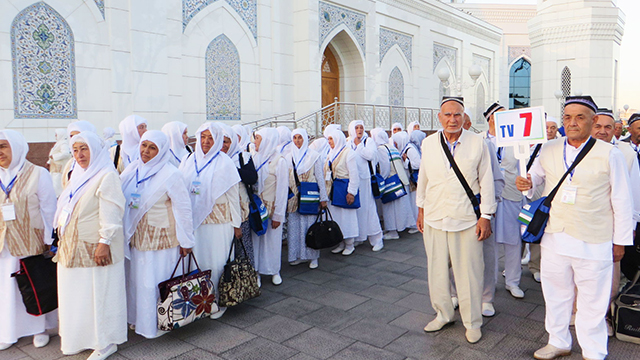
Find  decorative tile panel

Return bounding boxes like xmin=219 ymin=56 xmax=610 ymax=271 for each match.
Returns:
xmin=11 ymin=2 xmax=77 ymax=119
xmin=433 ymin=43 xmax=456 ymax=72
xmin=389 ymin=67 xmax=404 ymax=107
xmin=94 ymin=0 xmax=105 ymax=19
xmin=183 ymin=0 xmax=257 ymax=39
xmin=206 ymin=34 xmax=241 ymax=120
xmin=379 ymin=28 xmax=412 ymax=68
xmin=508 ymin=46 xmax=531 ymax=65
xmin=472 ymin=54 xmax=490 ymax=83
xmin=319 ymin=1 xmax=366 ymax=53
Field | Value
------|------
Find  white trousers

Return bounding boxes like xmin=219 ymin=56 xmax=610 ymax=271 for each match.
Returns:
xmin=501 ymin=242 xmax=522 ymax=288
xmin=541 ymin=246 xmax=612 ymax=360
xmin=424 ymin=225 xmax=483 ymax=329
xmin=450 ymin=226 xmax=497 ymax=304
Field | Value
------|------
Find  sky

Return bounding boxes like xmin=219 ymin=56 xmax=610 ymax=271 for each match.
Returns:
xmin=462 ymin=0 xmax=640 ymax=112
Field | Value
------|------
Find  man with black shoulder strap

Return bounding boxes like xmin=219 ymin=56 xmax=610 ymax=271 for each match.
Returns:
xmin=416 ymin=96 xmax=496 ymax=344
xmin=516 ymin=96 xmax=633 ymax=360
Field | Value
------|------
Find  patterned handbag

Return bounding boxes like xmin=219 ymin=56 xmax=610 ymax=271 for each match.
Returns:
xmin=157 ymin=253 xmax=218 ymax=331
xmin=218 ymin=237 xmax=261 ymax=307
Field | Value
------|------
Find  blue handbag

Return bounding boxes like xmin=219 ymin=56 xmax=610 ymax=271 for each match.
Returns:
xmin=331 ymin=178 xmax=360 ymax=209
xmin=291 ymin=158 xmax=321 ymax=215
xmin=517 ymin=138 xmax=595 ymax=243
xmin=248 ymin=191 xmax=269 ymax=236
xmin=381 ymin=174 xmax=407 ymax=204
xmin=368 ymin=161 xmax=384 ymax=199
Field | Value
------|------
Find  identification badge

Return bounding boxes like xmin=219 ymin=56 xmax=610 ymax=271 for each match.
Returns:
xmin=561 ymin=185 xmax=577 ymax=205
xmin=2 ymin=203 xmax=16 ymax=221
xmin=58 ymin=206 xmax=72 ymax=227
xmin=128 ymin=193 xmax=141 ymax=209
xmin=191 ymin=181 xmax=202 ymax=195
xmin=325 ymin=171 xmax=332 ymax=182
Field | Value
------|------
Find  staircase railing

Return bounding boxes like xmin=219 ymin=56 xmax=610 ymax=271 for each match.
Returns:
xmin=243 ymin=102 xmax=441 ymax=138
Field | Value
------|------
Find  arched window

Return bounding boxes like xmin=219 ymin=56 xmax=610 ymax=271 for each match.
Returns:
xmin=206 ymin=34 xmax=241 ymax=120
xmin=509 ymin=58 xmax=530 ymax=109
xmin=12 ymin=2 xmax=76 ymax=119
xmin=389 ymin=67 xmax=404 ymax=106
xmin=561 ymin=66 xmax=571 ymax=98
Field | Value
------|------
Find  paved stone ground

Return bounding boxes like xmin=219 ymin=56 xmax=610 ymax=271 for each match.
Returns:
xmin=4 ymin=232 xmax=640 ymax=360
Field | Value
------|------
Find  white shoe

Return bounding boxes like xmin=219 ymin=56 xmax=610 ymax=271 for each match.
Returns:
xmin=423 ymin=319 xmax=452 ymax=332
xmin=257 ymin=275 xmax=262 ymax=288
xmin=342 ymin=248 xmax=354 ymax=256
xmin=129 ymin=324 xmax=136 ymax=331
xmin=147 ymin=330 xmax=169 ymax=339
xmin=309 ymin=260 xmax=318 ymax=269
xmin=272 ymin=274 xmax=283 ymax=285
xmin=331 ymin=244 xmax=345 ymax=254
xmin=289 ymin=260 xmax=304 ymax=266
xmin=33 ymin=333 xmax=49 ymax=348
xmin=482 ymin=303 xmax=495 ymax=317
xmin=465 ymin=328 xmax=482 ymax=343
xmin=0 ymin=343 xmax=13 ymax=351
xmin=408 ymin=228 xmax=420 ymax=234
xmin=533 ymin=344 xmax=571 ymax=360
xmin=502 ymin=269 xmax=506 ymax=277
xmin=533 ymin=272 xmax=541 ymax=283
xmin=451 ymin=296 xmax=459 ymax=310
xmin=521 ymin=253 xmax=530 ymax=265
xmin=372 ymin=243 xmax=384 ymax=252
xmin=607 ymin=318 xmax=614 ymax=337
xmin=383 ymin=231 xmax=399 ymax=240
xmin=210 ymin=306 xmax=227 ymax=320
xmin=506 ymin=285 xmax=525 ymax=299
xmin=87 ymin=344 xmax=117 ymax=360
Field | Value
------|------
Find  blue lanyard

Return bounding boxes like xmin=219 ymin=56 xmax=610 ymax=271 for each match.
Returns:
xmin=293 ymin=149 xmax=308 ymax=171
xmin=256 ymin=158 xmax=270 ymax=172
xmin=135 ymin=169 xmax=156 ymax=190
xmin=68 ymin=178 xmax=92 ymax=202
xmin=328 ymin=146 xmax=345 ymax=170
xmin=496 ymin=147 xmax=503 ymax=164
xmin=562 ymin=139 xmax=576 ymax=182
xmin=0 ymin=176 xmax=18 ymax=197
xmin=170 ymin=149 xmax=181 ymax=163
xmin=280 ymin=141 xmax=291 ymax=153
xmin=230 ymin=150 xmax=241 ymax=159
xmin=194 ymin=152 xmax=219 ymax=177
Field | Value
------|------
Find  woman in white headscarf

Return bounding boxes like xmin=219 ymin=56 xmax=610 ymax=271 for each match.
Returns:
xmin=54 ymin=131 xmax=127 ymax=359
xmin=391 ymin=122 xmax=403 ymax=134
xmin=179 ymin=122 xmax=241 ymax=320
xmin=286 ymin=129 xmax=328 ymax=269
xmin=309 ymin=137 xmax=330 ymax=163
xmin=121 ymin=130 xmax=195 ymax=339
xmin=391 ymin=131 xmax=418 ymax=227
xmin=102 ymin=127 xmax=117 ymax=148
xmin=48 ymin=128 xmax=71 ymax=196
xmin=276 ymin=126 xmax=293 ymax=157
xmin=347 ymin=120 xmax=383 ymax=252
xmin=112 ymin=115 xmax=148 ymax=173
xmin=161 ymin=121 xmax=191 ymax=167
xmin=0 ymin=130 xmax=57 ymax=351
xmin=223 ymin=125 xmax=257 ymax=266
xmin=325 ymin=129 xmax=360 ymax=255
xmin=373 ymin=129 xmax=417 ymax=240
xmin=251 ymin=128 xmax=289 ymax=286
xmin=60 ymin=121 xmax=97 ymax=190
xmin=407 ymin=121 xmax=421 ymax=136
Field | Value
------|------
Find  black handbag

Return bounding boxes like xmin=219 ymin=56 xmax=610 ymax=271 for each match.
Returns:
xmin=11 ymin=253 xmax=58 ymax=316
xmin=218 ymin=237 xmax=261 ymax=307
xmin=305 ymin=207 xmax=344 ymax=250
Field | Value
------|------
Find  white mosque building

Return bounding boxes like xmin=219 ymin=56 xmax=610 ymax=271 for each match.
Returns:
xmin=0 ymin=0 xmax=625 ymax=147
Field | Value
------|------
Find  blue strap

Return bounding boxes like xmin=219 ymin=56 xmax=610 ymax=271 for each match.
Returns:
xmin=0 ymin=176 xmax=18 ymax=197
xmin=135 ymin=169 xmax=156 ymax=189
xmin=194 ymin=152 xmax=220 ymax=177
xmin=293 ymin=149 xmax=308 ymax=171
xmin=170 ymin=149 xmax=181 ymax=163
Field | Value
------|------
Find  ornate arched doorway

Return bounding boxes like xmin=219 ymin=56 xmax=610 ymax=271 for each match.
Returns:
xmin=321 ymin=46 xmax=339 ymax=108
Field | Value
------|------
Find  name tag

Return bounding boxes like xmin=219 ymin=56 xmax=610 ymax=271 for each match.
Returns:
xmin=58 ymin=206 xmax=72 ymax=227
xmin=128 ymin=193 xmax=141 ymax=209
xmin=325 ymin=170 xmax=332 ymax=182
xmin=560 ymin=185 xmax=577 ymax=205
xmin=2 ymin=203 xmax=16 ymax=221
xmin=191 ymin=181 xmax=201 ymax=195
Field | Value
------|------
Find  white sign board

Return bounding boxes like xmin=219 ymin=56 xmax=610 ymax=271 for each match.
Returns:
xmin=494 ymin=106 xmax=546 ymax=148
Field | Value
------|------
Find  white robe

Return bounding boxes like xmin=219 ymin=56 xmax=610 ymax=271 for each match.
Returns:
xmin=348 ymin=138 xmax=382 ymax=241
xmin=377 ymin=146 xmax=415 ymax=232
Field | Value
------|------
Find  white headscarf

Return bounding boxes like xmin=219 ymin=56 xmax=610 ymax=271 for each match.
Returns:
xmin=162 ymin=121 xmax=189 ymax=164
xmin=391 ymin=122 xmax=403 ymax=133
xmin=309 ymin=138 xmax=330 ymax=161
xmin=277 ymin=126 xmax=293 ymax=155
xmin=220 ymin=124 xmax=240 ymax=161
xmin=55 ymin=131 xmax=115 ymax=235
xmin=409 ymin=130 xmax=426 ymax=154
xmin=323 ymin=124 xmax=341 ymax=139
xmin=120 ymin=130 xmax=178 ymax=243
xmin=288 ymin=129 xmax=319 ymax=175
xmin=253 ymin=128 xmax=280 ymax=194
xmin=50 ymin=128 xmax=70 ymax=160
xmin=119 ymin=115 xmax=148 ymax=166
xmin=179 ymin=122 xmax=240 ymax=229
xmin=55 ymin=128 xmax=67 ymax=142
xmin=233 ymin=124 xmax=251 ymax=153
xmin=392 ymin=131 xmax=410 ymax=154
xmin=326 ymin=128 xmax=347 ymax=165
xmin=347 ymin=120 xmax=368 ymax=149
xmin=67 ymin=120 xmax=96 ymax=139
xmin=370 ymin=128 xmax=389 ymax=147
xmin=102 ymin=127 xmax=115 ymax=141
xmin=407 ymin=121 xmax=420 ymax=136
xmin=0 ymin=130 xmax=29 ymax=186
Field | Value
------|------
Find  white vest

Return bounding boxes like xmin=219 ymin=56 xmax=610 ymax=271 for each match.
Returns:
xmin=541 ymin=139 xmax=613 ymax=244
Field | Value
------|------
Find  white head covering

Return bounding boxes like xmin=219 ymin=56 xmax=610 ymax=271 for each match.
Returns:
xmin=392 ymin=131 xmax=410 ymax=154
xmin=309 ymin=137 xmax=330 ymax=161
xmin=179 ymin=122 xmax=240 ymax=229
xmin=55 ymin=128 xmax=67 ymax=142
xmin=326 ymin=128 xmax=347 ymax=163
xmin=161 ymin=121 xmax=189 ymax=164
xmin=323 ymin=124 xmax=341 ymax=139
xmin=546 ymin=116 xmax=560 ymax=127
xmin=253 ymin=128 xmax=280 ymax=194
xmin=220 ymin=123 xmax=240 ymax=163
xmin=347 ymin=120 xmax=368 ymax=149
xmin=277 ymin=126 xmax=293 ymax=155
xmin=407 ymin=121 xmax=420 ymax=135
xmin=102 ymin=127 xmax=115 ymax=141
xmin=371 ymin=128 xmax=389 ymax=147
xmin=0 ymin=130 xmax=29 ymax=186
xmin=120 ymin=130 xmax=176 ymax=243
xmin=391 ymin=122 xmax=403 ymax=132
xmin=409 ymin=130 xmax=425 ymax=154
xmin=67 ymin=120 xmax=96 ymax=139
xmin=119 ymin=115 xmax=148 ymax=166
xmin=55 ymin=131 xmax=115 ymax=235
xmin=288 ymin=129 xmax=320 ymax=175
xmin=233 ymin=124 xmax=251 ymax=153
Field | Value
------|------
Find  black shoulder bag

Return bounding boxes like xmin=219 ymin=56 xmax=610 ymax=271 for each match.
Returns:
xmin=439 ymin=133 xmax=481 ymax=219
xmin=113 ymin=144 xmax=121 ymax=169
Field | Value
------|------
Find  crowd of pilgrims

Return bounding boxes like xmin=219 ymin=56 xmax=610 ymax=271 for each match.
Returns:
xmin=0 ymin=114 xmax=431 ymax=360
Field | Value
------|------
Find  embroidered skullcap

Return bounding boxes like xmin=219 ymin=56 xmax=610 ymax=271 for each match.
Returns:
xmin=564 ymin=95 xmax=597 ymax=113
xmin=483 ymin=102 xmax=505 ymax=121
xmin=595 ymin=108 xmax=614 ymax=119
xmin=628 ymin=113 xmax=640 ymax=127
xmin=441 ymin=96 xmax=464 ymax=108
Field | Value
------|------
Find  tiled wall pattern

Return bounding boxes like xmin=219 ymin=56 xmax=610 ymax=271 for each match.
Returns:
xmin=182 ymin=0 xmax=257 ymax=38
xmin=380 ymin=28 xmax=412 ymax=68
xmin=319 ymin=1 xmax=365 ymax=52
xmin=206 ymin=34 xmax=241 ymax=120
xmin=389 ymin=67 xmax=404 ymax=107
